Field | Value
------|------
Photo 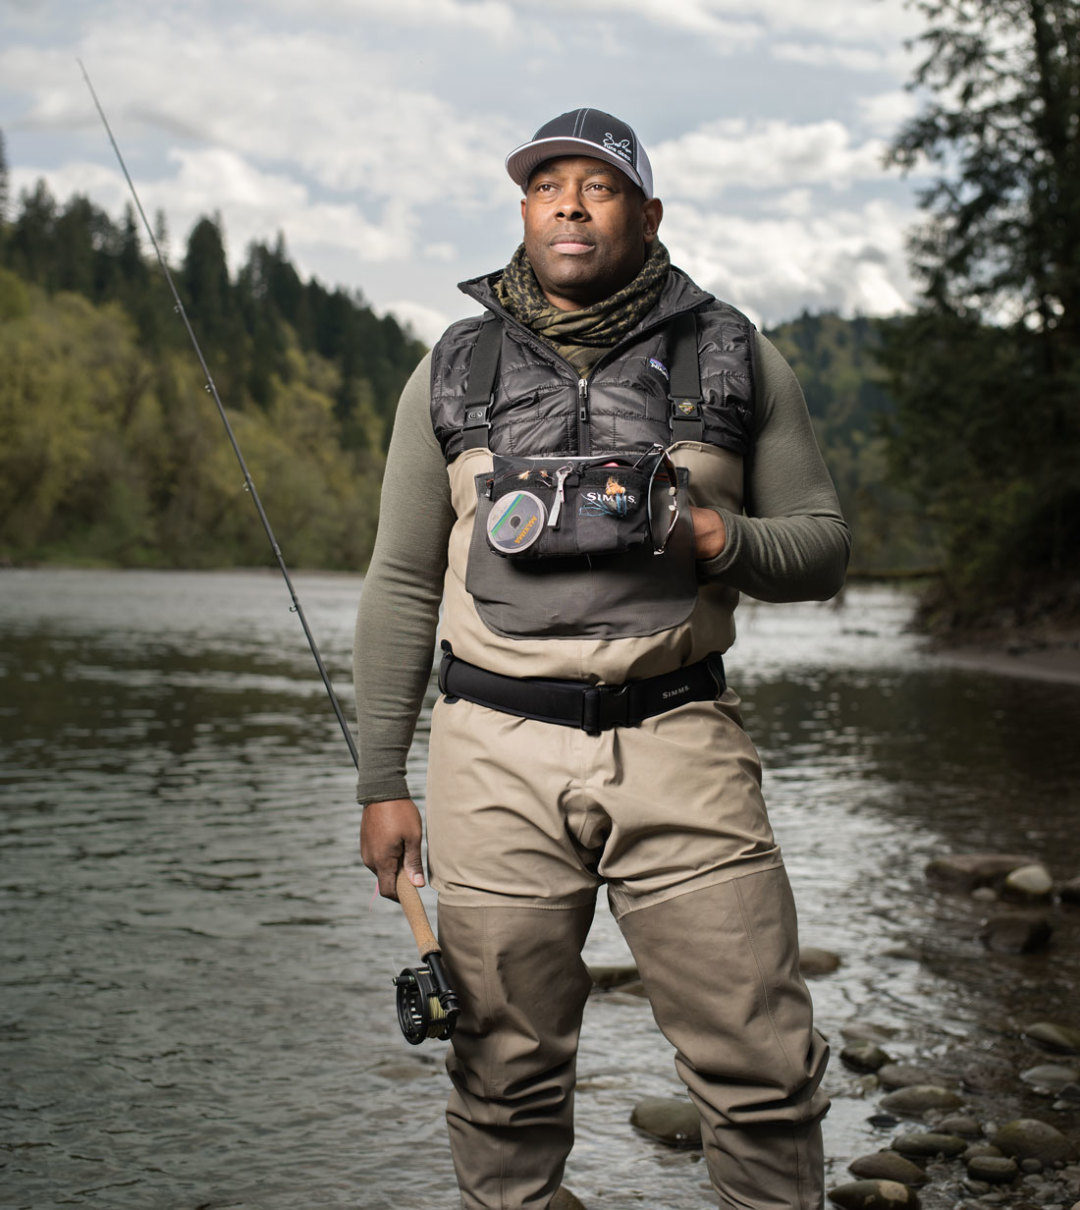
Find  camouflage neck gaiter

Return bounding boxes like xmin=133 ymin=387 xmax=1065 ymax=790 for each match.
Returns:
xmin=495 ymin=240 xmax=671 ymax=376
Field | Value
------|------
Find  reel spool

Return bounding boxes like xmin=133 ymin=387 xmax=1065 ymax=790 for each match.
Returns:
xmin=394 ymin=961 xmax=455 ymax=1044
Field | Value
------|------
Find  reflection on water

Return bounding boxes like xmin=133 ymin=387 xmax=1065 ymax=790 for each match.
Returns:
xmin=2 ymin=570 xmax=1079 ymax=1208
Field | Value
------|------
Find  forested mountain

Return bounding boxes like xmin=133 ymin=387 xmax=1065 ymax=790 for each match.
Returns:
xmin=0 ymin=158 xmax=426 ymax=570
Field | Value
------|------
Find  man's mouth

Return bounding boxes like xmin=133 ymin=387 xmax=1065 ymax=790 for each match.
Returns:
xmin=549 ymin=233 xmax=595 ymax=255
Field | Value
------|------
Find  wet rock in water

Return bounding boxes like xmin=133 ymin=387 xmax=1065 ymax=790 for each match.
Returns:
xmin=880 ymin=1085 xmax=964 ymax=1116
xmin=892 ymin=1131 xmax=968 ymax=1158
xmin=925 ymin=853 xmax=1037 ymax=892
xmin=1002 ymin=863 xmax=1054 ymax=901
xmin=842 ymin=1041 xmax=892 ymax=1073
xmin=800 ymin=947 xmax=842 ymax=977
xmin=629 ymin=1096 xmax=701 ymax=1149
xmin=828 ymin=1179 xmax=921 ymax=1208
xmin=848 ymin=1152 xmax=929 ymax=1186
xmin=966 ymin=1154 xmax=1019 ymax=1183
xmin=936 ymin=1115 xmax=982 ymax=1138
xmin=587 ymin=964 xmax=640 ymax=990
xmin=551 ymin=1189 xmax=586 ymax=1210
xmin=1024 ymin=1021 xmax=1080 ymax=1055
xmin=990 ymin=1118 xmax=1076 ymax=1164
xmin=978 ymin=913 xmax=1052 ymax=953
xmin=963 ymin=1141 xmax=1003 ymax=1161
xmin=1020 ymin=1064 xmax=1080 ymax=1094
xmin=878 ymin=1064 xmax=942 ymax=1090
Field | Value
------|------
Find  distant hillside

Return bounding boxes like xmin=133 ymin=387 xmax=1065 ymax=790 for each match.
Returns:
xmin=765 ymin=312 xmax=932 ymax=576
xmin=0 ymin=173 xmax=426 ymax=570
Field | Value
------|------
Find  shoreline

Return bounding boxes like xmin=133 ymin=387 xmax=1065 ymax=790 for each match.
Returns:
xmin=930 ymin=632 xmax=1080 ymax=687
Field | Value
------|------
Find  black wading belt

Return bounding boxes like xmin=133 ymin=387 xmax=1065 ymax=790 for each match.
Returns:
xmin=462 ymin=310 xmax=704 ymax=450
xmin=438 ymin=641 xmax=725 ymax=735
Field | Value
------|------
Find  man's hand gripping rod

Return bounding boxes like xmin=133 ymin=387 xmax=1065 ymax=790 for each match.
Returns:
xmin=78 ymin=61 xmax=459 ymax=1045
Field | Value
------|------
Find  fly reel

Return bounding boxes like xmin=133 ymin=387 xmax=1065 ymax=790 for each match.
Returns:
xmin=393 ymin=871 xmax=461 ymax=1045
xmin=394 ymin=950 xmax=459 ymax=1044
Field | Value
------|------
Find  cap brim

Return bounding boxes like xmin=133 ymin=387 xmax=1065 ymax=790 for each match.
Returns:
xmin=505 ymin=136 xmax=649 ymax=197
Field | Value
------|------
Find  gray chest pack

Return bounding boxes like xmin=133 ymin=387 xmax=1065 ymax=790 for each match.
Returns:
xmin=430 ymin=295 xmax=755 ymax=641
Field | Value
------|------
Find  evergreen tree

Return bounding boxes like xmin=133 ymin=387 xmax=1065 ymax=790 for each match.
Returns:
xmin=0 ymin=129 xmax=9 ymax=227
xmin=882 ymin=0 xmax=1080 ymax=629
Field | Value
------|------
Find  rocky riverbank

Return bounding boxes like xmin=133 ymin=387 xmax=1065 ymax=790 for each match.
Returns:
xmin=584 ymin=853 xmax=1080 ymax=1210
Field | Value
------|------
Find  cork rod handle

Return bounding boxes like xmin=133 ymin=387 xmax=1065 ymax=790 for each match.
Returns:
xmin=396 ymin=869 xmax=440 ymax=959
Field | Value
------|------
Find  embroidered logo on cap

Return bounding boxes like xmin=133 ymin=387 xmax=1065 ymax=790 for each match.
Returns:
xmin=603 ymin=132 xmax=633 ymax=163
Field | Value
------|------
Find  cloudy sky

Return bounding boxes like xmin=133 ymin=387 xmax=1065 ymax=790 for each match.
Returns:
xmin=1 ymin=0 xmax=931 ymax=343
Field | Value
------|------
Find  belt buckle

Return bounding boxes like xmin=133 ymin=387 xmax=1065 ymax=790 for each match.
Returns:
xmin=594 ymin=681 xmax=631 ymax=732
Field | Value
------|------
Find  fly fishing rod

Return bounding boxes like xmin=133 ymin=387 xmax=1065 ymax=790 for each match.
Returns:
xmin=78 ymin=60 xmax=459 ymax=1044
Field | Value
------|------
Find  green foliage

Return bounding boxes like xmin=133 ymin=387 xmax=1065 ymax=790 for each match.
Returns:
xmin=764 ymin=313 xmax=933 ymax=575
xmin=0 ymin=152 xmax=427 ymax=570
xmin=882 ymin=0 xmax=1080 ymax=630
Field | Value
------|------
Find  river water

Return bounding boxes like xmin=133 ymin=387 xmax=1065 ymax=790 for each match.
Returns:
xmin=2 ymin=569 xmax=1079 ymax=1209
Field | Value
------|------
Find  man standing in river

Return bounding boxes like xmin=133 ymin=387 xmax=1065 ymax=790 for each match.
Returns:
xmin=354 ymin=108 xmax=848 ymax=1209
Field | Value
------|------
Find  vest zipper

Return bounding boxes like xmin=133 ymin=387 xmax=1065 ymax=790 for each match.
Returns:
xmin=577 ymin=378 xmax=591 ymax=455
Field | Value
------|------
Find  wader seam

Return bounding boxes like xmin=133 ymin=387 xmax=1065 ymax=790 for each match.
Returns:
xmin=607 ymin=854 xmax=783 ymax=921
xmin=732 ymin=873 xmax=810 ymax=1210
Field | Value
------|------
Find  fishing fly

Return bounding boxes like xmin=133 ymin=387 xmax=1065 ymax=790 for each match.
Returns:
xmin=78 ymin=60 xmax=459 ymax=1044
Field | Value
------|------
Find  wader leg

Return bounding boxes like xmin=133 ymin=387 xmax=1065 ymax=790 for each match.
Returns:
xmin=616 ymin=868 xmax=829 ymax=1210
xmin=438 ymin=898 xmax=596 ymax=1210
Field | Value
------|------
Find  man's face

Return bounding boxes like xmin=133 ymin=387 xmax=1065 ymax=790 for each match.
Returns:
xmin=520 ymin=156 xmax=663 ymax=311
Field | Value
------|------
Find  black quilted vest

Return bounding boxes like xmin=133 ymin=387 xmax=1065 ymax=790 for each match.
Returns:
xmin=430 ymin=266 xmax=756 ymax=461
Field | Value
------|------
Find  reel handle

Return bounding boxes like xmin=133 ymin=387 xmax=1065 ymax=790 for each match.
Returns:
xmin=396 ymin=868 xmax=440 ymax=959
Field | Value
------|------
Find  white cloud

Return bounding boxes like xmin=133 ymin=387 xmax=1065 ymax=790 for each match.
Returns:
xmin=382 ymin=299 xmax=452 ymax=345
xmin=651 ymin=119 xmax=889 ymax=200
xmin=857 ymin=88 xmax=920 ymax=136
xmin=663 ymin=198 xmax=916 ymax=324
xmin=252 ymin=0 xmax=516 ymax=38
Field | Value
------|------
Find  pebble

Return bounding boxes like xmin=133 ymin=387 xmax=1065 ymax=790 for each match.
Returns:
xmin=966 ymin=1155 xmax=1019 ymax=1183
xmin=1003 ymin=863 xmax=1054 ymax=901
xmin=978 ymin=913 xmax=1053 ymax=953
xmin=1025 ymin=1022 xmax=1080 ymax=1055
xmin=827 ymin=1179 xmax=921 ymax=1209
xmin=801 ymin=947 xmax=842 ymax=976
xmin=1021 ymin=1065 xmax=1080 ymax=1094
xmin=880 ymin=1085 xmax=964 ymax=1116
xmin=892 ymin=1131 xmax=969 ymax=1158
xmin=842 ymin=1041 xmax=892 ymax=1072
xmin=878 ymin=1064 xmax=941 ymax=1090
xmin=963 ymin=1142 xmax=1003 ymax=1161
xmin=936 ymin=1115 xmax=982 ymax=1138
xmin=848 ymin=1152 xmax=929 ymax=1186
xmin=629 ymin=1096 xmax=701 ymax=1149
xmin=925 ymin=853 xmax=1037 ymax=892
xmin=991 ymin=1118 xmax=1076 ymax=1164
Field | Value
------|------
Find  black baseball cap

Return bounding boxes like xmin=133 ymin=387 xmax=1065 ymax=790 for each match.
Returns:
xmin=506 ymin=108 xmax=654 ymax=199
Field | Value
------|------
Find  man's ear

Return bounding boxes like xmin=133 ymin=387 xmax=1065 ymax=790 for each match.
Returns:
xmin=521 ymin=197 xmax=527 ymax=223
xmin=643 ymin=197 xmax=663 ymax=243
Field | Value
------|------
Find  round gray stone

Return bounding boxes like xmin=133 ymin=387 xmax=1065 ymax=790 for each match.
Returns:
xmin=848 ymin=1152 xmax=928 ymax=1186
xmin=801 ymin=947 xmax=842 ymax=976
xmin=991 ymin=1118 xmax=1076 ymax=1164
xmin=978 ymin=913 xmax=1052 ymax=954
xmin=828 ymin=1179 xmax=921 ymax=1209
xmin=1003 ymin=863 xmax=1054 ymax=900
xmin=936 ymin=1115 xmax=982 ymax=1138
xmin=880 ymin=1085 xmax=964 ymax=1116
xmin=877 ymin=1064 xmax=941 ymax=1090
xmin=629 ymin=1096 xmax=701 ymax=1149
xmin=551 ymin=1189 xmax=587 ymax=1210
xmin=842 ymin=1041 xmax=892 ymax=1072
xmin=1020 ymin=1064 xmax=1080 ymax=1094
xmin=892 ymin=1131 xmax=968 ymax=1158
xmin=1025 ymin=1022 xmax=1080 ymax=1055
xmin=966 ymin=1155 xmax=1019 ymax=1183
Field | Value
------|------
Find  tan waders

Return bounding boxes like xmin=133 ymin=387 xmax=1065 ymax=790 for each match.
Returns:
xmin=426 ymin=693 xmax=830 ymax=1210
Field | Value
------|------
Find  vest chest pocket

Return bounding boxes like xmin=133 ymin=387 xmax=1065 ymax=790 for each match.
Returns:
xmin=466 ymin=452 xmax=698 ymax=641
xmin=481 ymin=448 xmax=677 ymax=560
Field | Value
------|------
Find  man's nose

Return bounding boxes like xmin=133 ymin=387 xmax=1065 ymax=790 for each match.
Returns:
xmin=555 ymin=190 xmax=586 ymax=220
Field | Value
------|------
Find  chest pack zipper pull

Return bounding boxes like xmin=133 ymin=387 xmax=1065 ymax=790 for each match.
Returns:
xmin=547 ymin=465 xmax=573 ymax=528
xmin=578 ymin=378 xmax=589 ymax=423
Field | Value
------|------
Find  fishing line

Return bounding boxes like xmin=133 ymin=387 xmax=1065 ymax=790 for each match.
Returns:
xmin=79 ymin=61 xmax=459 ymax=1042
